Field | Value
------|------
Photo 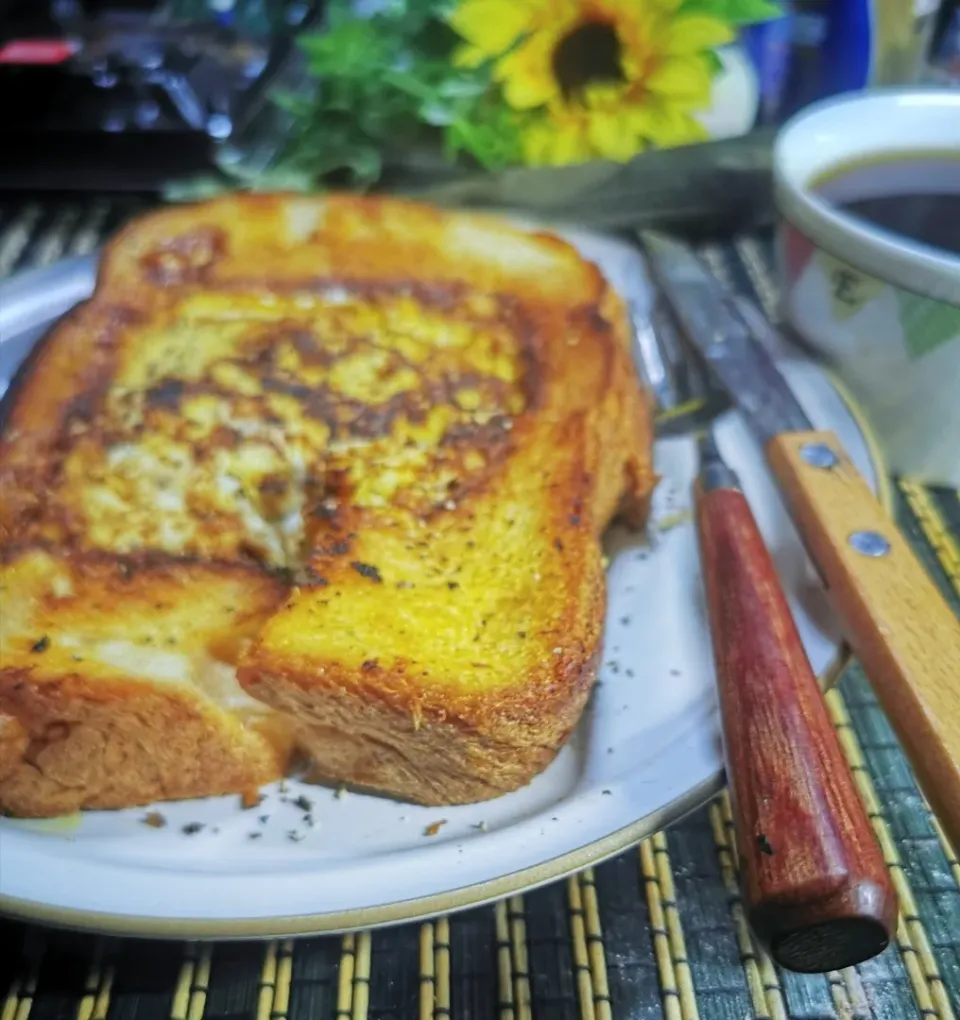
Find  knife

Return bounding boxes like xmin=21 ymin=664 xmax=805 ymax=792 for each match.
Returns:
xmin=641 ymin=230 xmax=960 ymax=854
xmin=695 ymin=429 xmax=896 ymax=972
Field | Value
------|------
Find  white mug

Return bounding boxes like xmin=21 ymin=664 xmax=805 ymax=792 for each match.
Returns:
xmin=773 ymin=89 xmax=960 ymax=487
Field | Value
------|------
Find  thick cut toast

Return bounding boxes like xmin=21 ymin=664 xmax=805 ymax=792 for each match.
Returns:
xmin=0 ymin=548 xmax=292 ymax=815
xmin=0 ymin=194 xmax=654 ymax=814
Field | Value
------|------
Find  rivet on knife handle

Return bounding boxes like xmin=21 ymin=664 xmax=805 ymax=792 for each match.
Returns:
xmin=767 ymin=429 xmax=960 ymax=851
xmin=695 ymin=434 xmax=897 ymax=972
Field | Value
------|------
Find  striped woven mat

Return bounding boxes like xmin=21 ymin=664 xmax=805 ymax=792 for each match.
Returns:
xmin=1 ymin=197 xmax=958 ymax=1020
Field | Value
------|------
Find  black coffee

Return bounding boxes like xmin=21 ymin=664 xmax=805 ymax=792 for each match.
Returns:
xmin=813 ymin=152 xmax=960 ymax=257
xmin=840 ymin=193 xmax=960 ymax=256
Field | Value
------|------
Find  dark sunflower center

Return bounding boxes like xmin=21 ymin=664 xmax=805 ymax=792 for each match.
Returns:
xmin=552 ymin=21 xmax=624 ymax=101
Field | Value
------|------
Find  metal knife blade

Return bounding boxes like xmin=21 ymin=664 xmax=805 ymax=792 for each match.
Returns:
xmin=640 ymin=230 xmax=811 ymax=443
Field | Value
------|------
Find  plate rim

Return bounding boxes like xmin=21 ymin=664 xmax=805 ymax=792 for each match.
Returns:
xmin=0 ymin=256 xmax=893 ymax=939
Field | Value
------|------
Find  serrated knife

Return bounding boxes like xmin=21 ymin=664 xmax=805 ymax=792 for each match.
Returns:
xmin=641 ymin=230 xmax=960 ymax=855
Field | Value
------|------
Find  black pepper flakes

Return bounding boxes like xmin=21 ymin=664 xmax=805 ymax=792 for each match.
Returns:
xmin=447 ymin=581 xmax=459 ymax=590
xmin=182 ymin=822 xmax=204 ymax=835
xmin=569 ymin=514 xmax=581 ymax=526
xmin=331 ymin=541 xmax=350 ymax=556
xmin=517 ymin=631 xmax=526 ymax=639
xmin=362 ymin=659 xmax=378 ymax=672
xmin=554 ymin=538 xmax=564 ymax=551
xmin=248 ymin=832 xmax=263 ymax=840
xmin=293 ymin=795 xmax=314 ymax=812
xmin=351 ymin=561 xmax=382 ymax=583
xmin=757 ymin=833 xmax=775 ymax=856
xmin=31 ymin=636 xmax=50 ymax=653
xmin=620 ymin=616 xmax=631 ymax=626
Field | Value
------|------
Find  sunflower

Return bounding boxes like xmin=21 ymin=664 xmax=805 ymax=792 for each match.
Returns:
xmin=448 ymin=0 xmax=733 ymax=165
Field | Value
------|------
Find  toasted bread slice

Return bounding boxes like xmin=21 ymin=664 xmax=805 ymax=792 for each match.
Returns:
xmin=0 ymin=547 xmax=292 ymax=816
xmin=0 ymin=193 xmax=654 ymax=813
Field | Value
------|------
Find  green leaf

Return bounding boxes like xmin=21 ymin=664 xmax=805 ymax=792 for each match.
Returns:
xmin=420 ymin=100 xmax=454 ymax=126
xmin=436 ymin=77 xmax=487 ymax=100
xmin=271 ymin=89 xmax=315 ymax=118
xmin=680 ymin=0 xmax=783 ymax=26
xmin=702 ymin=50 xmax=724 ymax=76
xmin=267 ymin=0 xmax=523 ymax=187
xmin=163 ymin=176 xmax=237 ymax=203
xmin=298 ymin=19 xmax=391 ymax=79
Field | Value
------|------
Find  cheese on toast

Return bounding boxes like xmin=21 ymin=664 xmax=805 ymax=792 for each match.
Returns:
xmin=0 ymin=194 xmax=654 ymax=813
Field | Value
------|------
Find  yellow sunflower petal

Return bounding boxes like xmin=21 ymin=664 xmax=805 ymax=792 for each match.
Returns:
xmin=447 ymin=0 xmax=539 ymax=58
xmin=635 ymin=0 xmax=684 ymax=13
xmin=586 ymin=110 xmax=646 ymax=162
xmin=495 ymin=31 xmax=565 ymax=109
xmin=452 ymin=43 xmax=490 ymax=69
xmin=663 ymin=15 xmax=734 ymax=55
xmin=501 ymin=0 xmax=725 ymax=164
xmin=645 ymin=55 xmax=712 ymax=101
xmin=523 ymin=115 xmax=590 ymax=166
xmin=632 ymin=102 xmax=710 ymax=147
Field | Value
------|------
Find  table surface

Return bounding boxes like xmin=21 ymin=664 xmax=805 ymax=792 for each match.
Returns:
xmin=1 ymin=196 xmax=958 ymax=1020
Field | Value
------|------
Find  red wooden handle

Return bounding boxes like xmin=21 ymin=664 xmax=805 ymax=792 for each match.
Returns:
xmin=695 ymin=483 xmax=898 ymax=972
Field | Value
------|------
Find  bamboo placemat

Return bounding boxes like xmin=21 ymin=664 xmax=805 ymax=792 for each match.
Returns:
xmin=1 ymin=197 xmax=958 ymax=1020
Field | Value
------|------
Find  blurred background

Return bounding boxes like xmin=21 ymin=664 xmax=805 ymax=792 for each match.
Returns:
xmin=0 ymin=0 xmax=957 ymax=194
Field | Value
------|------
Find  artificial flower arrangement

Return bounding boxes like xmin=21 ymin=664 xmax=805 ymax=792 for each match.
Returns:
xmin=266 ymin=0 xmax=784 ymax=189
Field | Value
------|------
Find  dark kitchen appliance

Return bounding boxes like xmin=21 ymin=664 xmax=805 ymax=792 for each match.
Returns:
xmin=0 ymin=1 xmax=322 ymax=190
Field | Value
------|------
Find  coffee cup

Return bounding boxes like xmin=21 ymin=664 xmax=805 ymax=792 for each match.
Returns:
xmin=773 ymin=88 xmax=960 ymax=487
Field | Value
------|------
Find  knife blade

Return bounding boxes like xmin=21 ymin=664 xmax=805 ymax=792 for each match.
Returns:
xmin=641 ymin=231 xmax=811 ymax=441
xmin=641 ymin=229 xmax=960 ymax=854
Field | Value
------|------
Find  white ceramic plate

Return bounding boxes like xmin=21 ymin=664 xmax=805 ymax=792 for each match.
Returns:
xmin=0 ymin=230 xmax=885 ymax=937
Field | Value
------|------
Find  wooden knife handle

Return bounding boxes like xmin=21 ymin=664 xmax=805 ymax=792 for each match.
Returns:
xmin=767 ymin=430 xmax=960 ymax=852
xmin=695 ymin=481 xmax=897 ymax=972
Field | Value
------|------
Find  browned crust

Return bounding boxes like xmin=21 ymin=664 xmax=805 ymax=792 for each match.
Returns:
xmin=243 ymin=642 xmax=601 ymax=807
xmin=0 ymin=546 xmax=293 ymax=816
xmin=0 ymin=674 xmax=288 ymax=817
xmin=0 ymin=194 xmax=656 ymax=814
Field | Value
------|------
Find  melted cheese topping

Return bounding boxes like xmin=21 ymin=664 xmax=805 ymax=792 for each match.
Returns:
xmin=42 ymin=287 xmax=527 ymax=571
